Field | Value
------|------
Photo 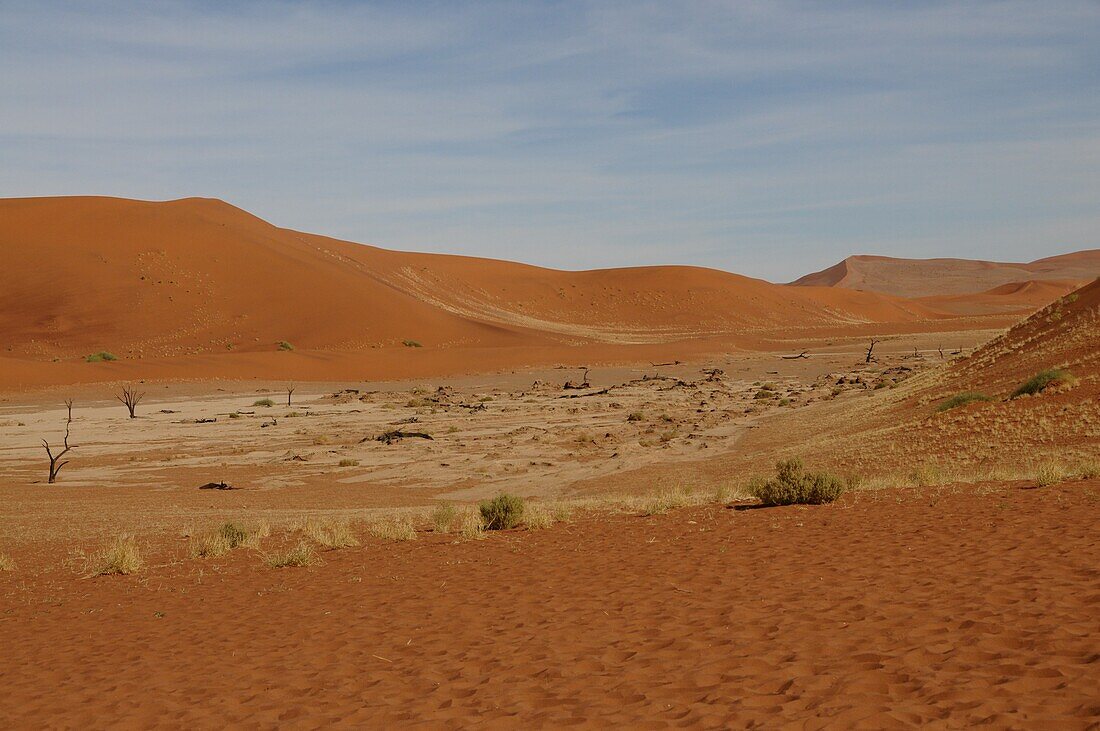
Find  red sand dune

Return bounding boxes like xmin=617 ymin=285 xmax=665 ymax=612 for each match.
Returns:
xmin=0 ymin=196 xmax=1078 ymax=387
xmin=0 ymin=196 xmax=938 ymax=358
xmin=791 ymin=251 xmax=1100 ymax=297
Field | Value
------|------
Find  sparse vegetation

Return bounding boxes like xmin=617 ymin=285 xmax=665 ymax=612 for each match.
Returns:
xmin=1012 ymin=369 xmax=1075 ymax=398
xmin=87 ymin=535 xmax=143 ymax=576
xmin=368 ymin=515 xmax=417 ymax=542
xmin=338 ymin=458 xmax=359 ymax=467
xmin=523 ymin=504 xmax=555 ymax=529
xmin=265 ymin=540 xmax=317 ymax=568
xmin=479 ymin=493 xmax=525 ymax=530
xmin=749 ymin=459 xmax=845 ymax=506
xmin=627 ymin=411 xmax=644 ymax=422
xmin=402 ymin=339 xmax=422 ymax=348
xmin=85 ymin=351 xmax=117 ymax=362
xmin=277 ymin=341 xmax=295 ymax=351
xmin=458 ymin=509 xmax=486 ymax=540
xmin=937 ymin=392 xmax=993 ymax=412
xmin=1035 ymin=461 xmax=1067 ymax=488
xmin=189 ymin=521 xmax=268 ymax=558
xmin=253 ymin=398 xmax=276 ymax=407
xmin=430 ymin=503 xmax=458 ymax=533
xmin=641 ymin=487 xmax=694 ymax=515
xmin=0 ymin=553 xmax=13 ymax=571
xmin=303 ymin=519 xmax=359 ymax=550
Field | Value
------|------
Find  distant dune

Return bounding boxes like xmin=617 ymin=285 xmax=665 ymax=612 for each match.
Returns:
xmin=790 ymin=252 xmax=1100 ymax=298
xmin=1 ymin=196 xmax=938 ymax=360
xmin=0 ymin=196 xmax=1085 ymax=386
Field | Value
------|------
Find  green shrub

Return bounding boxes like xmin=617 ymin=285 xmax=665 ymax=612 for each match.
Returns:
xmin=85 ymin=351 xmax=117 ymax=363
xmin=277 ymin=341 xmax=295 ymax=351
xmin=1012 ymin=369 xmax=1075 ymax=398
xmin=937 ymin=392 xmax=993 ymax=412
xmin=749 ymin=459 xmax=845 ymax=506
xmin=253 ymin=398 xmax=275 ymax=407
xmin=479 ymin=493 xmax=525 ymax=530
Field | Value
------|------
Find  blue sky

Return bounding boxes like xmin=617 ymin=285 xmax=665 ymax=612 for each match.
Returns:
xmin=1 ymin=1 xmax=1098 ymax=281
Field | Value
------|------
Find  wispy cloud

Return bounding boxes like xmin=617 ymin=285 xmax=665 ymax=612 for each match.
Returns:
xmin=1 ymin=0 xmax=1098 ymax=280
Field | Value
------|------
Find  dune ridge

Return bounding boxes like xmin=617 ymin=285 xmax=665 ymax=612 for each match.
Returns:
xmin=791 ymin=251 xmax=1100 ymax=297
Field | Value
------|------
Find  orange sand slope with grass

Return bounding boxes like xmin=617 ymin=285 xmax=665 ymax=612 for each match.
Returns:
xmin=0 ymin=195 xmax=1074 ymax=389
xmin=1 ymin=480 xmax=1097 ymax=728
xmin=729 ymin=277 xmax=1100 ymax=479
xmin=792 ymin=251 xmax=1100 ymax=297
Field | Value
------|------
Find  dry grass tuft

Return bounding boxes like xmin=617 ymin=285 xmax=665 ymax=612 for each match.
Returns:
xmin=303 ymin=519 xmax=359 ymax=550
xmin=190 ymin=521 xmax=269 ymax=558
xmin=337 ymin=458 xmax=360 ymax=467
xmin=87 ymin=535 xmax=144 ymax=576
xmin=523 ymin=504 xmax=555 ymax=529
xmin=457 ymin=509 xmax=486 ymax=540
xmin=430 ymin=503 xmax=458 ymax=533
xmin=640 ymin=486 xmax=695 ymax=516
xmin=1079 ymin=461 xmax=1100 ymax=480
xmin=1012 ymin=368 xmax=1076 ymax=398
xmin=368 ymin=515 xmax=418 ymax=542
xmin=0 ymin=553 xmax=14 ymax=572
xmin=265 ymin=540 xmax=318 ymax=568
xmin=1035 ymin=461 xmax=1068 ymax=488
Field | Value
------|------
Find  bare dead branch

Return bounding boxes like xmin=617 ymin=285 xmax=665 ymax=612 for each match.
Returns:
xmin=43 ymin=399 xmax=74 ymax=483
xmin=286 ymin=383 xmax=296 ymax=407
xmin=116 ymin=384 xmax=144 ymax=418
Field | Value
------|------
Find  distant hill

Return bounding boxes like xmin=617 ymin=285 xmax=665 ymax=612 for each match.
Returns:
xmin=789 ymin=251 xmax=1100 ymax=298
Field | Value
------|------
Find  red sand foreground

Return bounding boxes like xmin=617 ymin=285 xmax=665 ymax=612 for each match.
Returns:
xmin=2 ymin=480 xmax=1097 ymax=729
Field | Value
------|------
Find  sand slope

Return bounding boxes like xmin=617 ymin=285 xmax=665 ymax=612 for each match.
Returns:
xmin=791 ymin=251 xmax=1100 ymax=297
xmin=1 ymin=483 xmax=1096 ymax=728
xmin=0 ymin=196 xmax=965 ymax=365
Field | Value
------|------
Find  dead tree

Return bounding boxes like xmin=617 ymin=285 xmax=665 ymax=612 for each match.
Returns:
xmin=43 ymin=400 xmax=74 ymax=484
xmin=116 ymin=384 xmax=144 ymax=418
xmin=780 ymin=351 xmax=810 ymax=360
xmin=865 ymin=338 xmax=881 ymax=364
xmin=286 ymin=383 xmax=296 ymax=407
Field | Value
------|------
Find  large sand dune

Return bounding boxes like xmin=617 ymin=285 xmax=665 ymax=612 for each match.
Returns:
xmin=0 ymin=196 xmax=1081 ymax=388
xmin=791 ymin=251 xmax=1100 ymax=297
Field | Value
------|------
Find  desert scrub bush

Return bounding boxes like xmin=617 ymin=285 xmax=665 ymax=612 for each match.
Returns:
xmin=402 ymin=339 xmax=422 ymax=348
xmin=1081 ymin=461 xmax=1100 ymax=480
xmin=0 ymin=552 xmax=13 ymax=571
xmin=430 ymin=503 xmax=458 ymax=533
xmin=368 ymin=515 xmax=417 ymax=542
xmin=1035 ymin=461 xmax=1067 ymax=488
xmin=265 ymin=540 xmax=317 ymax=568
xmin=479 ymin=493 xmax=525 ymax=530
xmin=190 ymin=521 xmax=268 ymax=558
xmin=937 ymin=392 xmax=993 ymax=412
xmin=253 ymin=398 xmax=275 ymax=407
xmin=303 ymin=519 xmax=359 ymax=550
xmin=749 ymin=459 xmax=845 ymax=506
xmin=277 ymin=341 xmax=295 ymax=351
xmin=1012 ymin=369 xmax=1076 ymax=398
xmin=626 ymin=411 xmax=644 ymax=422
xmin=85 ymin=351 xmax=117 ymax=363
xmin=87 ymin=535 xmax=143 ymax=576
xmin=753 ymin=390 xmax=773 ymax=400
xmin=338 ymin=458 xmax=359 ymax=467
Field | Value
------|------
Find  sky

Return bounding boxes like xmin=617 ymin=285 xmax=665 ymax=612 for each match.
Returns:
xmin=1 ymin=1 xmax=1098 ymax=282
